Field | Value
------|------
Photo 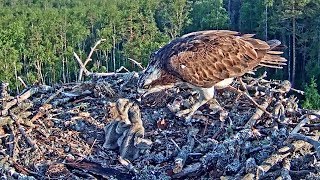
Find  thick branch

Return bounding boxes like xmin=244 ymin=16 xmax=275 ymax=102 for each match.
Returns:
xmin=75 ymin=39 xmax=106 ymax=81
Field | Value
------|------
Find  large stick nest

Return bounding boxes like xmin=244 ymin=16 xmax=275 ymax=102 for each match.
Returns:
xmin=0 ymin=72 xmax=319 ymax=180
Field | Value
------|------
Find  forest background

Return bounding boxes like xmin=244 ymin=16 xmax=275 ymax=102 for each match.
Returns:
xmin=0 ymin=0 xmax=319 ymax=109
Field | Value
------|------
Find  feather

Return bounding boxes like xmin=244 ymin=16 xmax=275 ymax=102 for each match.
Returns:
xmin=139 ymin=30 xmax=287 ymax=89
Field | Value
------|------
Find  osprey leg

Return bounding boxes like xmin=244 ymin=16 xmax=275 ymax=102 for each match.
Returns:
xmin=176 ymin=87 xmax=215 ymax=120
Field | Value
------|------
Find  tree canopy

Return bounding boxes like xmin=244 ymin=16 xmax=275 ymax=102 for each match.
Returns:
xmin=0 ymin=0 xmax=319 ymax=107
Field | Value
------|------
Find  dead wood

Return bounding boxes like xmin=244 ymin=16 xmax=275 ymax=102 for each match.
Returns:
xmin=245 ymin=95 xmax=273 ymax=127
xmin=0 ymin=72 xmax=319 ymax=179
xmin=73 ymin=39 xmax=133 ymax=80
xmin=289 ymin=133 xmax=320 ymax=158
xmin=1 ymin=87 xmax=39 ymax=116
xmin=64 ymin=159 xmax=134 ymax=179
xmin=173 ymin=128 xmax=198 ymax=173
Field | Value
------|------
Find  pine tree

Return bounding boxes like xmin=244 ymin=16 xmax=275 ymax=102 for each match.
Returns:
xmin=302 ymin=77 xmax=320 ymax=109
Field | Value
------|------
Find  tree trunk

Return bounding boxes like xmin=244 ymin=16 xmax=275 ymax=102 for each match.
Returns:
xmin=318 ymin=31 xmax=320 ymax=66
xmin=113 ymin=25 xmax=116 ymax=72
xmin=103 ymin=50 xmax=109 ymax=72
xmin=228 ymin=0 xmax=241 ymax=30
xmin=288 ymin=34 xmax=291 ymax=82
xmin=35 ymin=57 xmax=44 ymax=85
xmin=265 ymin=4 xmax=268 ymax=41
xmin=292 ymin=16 xmax=296 ymax=87
xmin=66 ymin=57 xmax=70 ymax=83
xmin=14 ymin=62 xmax=19 ymax=94
xmin=281 ymin=28 xmax=287 ymax=80
xmin=62 ymin=57 xmax=66 ymax=83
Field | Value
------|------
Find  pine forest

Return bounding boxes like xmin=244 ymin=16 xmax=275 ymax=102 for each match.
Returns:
xmin=0 ymin=0 xmax=319 ymax=108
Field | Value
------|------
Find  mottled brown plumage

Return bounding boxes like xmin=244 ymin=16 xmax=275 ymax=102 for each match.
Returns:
xmin=138 ymin=30 xmax=286 ymax=119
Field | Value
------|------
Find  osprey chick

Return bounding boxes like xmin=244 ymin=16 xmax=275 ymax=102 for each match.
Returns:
xmin=138 ymin=30 xmax=286 ymax=119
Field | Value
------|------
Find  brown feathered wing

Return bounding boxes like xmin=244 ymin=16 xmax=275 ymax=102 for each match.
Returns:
xmin=163 ymin=30 xmax=285 ymax=88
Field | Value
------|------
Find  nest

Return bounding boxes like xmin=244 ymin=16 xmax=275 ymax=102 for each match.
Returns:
xmin=0 ymin=72 xmax=319 ymax=180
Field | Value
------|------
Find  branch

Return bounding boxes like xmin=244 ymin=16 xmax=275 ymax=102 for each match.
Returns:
xmin=1 ymin=87 xmax=39 ymax=116
xmin=290 ymin=114 xmax=318 ymax=134
xmin=173 ymin=129 xmax=197 ymax=174
xmin=245 ymin=96 xmax=273 ymax=127
xmin=73 ymin=39 xmax=133 ymax=80
xmin=116 ymin=66 xmax=130 ymax=73
xmin=75 ymin=39 xmax=106 ymax=81
xmin=289 ymin=133 xmax=320 ymax=158
xmin=17 ymin=77 xmax=27 ymax=88
xmin=254 ymin=140 xmax=308 ymax=179
xmin=128 ymin=58 xmax=144 ymax=70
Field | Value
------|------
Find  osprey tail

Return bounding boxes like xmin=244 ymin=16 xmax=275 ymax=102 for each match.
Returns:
xmin=259 ymin=40 xmax=287 ymax=69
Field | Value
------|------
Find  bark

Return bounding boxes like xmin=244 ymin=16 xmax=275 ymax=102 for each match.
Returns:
xmin=113 ymin=25 xmax=116 ymax=73
xmin=288 ymin=33 xmax=291 ymax=82
xmin=265 ymin=4 xmax=268 ymax=41
xmin=292 ymin=8 xmax=296 ymax=87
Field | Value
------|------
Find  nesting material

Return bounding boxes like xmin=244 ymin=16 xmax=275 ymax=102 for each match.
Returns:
xmin=0 ymin=73 xmax=319 ymax=179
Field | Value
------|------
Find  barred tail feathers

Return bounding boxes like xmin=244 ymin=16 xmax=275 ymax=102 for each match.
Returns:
xmin=259 ymin=40 xmax=287 ymax=69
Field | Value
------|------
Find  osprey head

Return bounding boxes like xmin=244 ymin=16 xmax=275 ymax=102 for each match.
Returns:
xmin=137 ymin=53 xmax=162 ymax=94
xmin=137 ymin=52 xmax=177 ymax=96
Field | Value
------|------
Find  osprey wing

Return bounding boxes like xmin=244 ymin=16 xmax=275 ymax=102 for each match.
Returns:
xmin=157 ymin=30 xmax=278 ymax=88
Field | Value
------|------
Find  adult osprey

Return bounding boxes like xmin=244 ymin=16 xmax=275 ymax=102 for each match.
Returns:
xmin=137 ymin=30 xmax=286 ymax=119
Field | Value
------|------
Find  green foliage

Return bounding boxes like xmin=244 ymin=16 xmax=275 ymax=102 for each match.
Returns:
xmin=186 ymin=0 xmax=229 ymax=32
xmin=156 ymin=0 xmax=190 ymax=38
xmin=302 ymin=77 xmax=320 ymax=109
xmin=0 ymin=0 xmax=319 ymax=97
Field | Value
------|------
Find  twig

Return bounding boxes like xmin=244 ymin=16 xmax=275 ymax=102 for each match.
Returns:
xmin=74 ymin=40 xmax=133 ymax=80
xmin=44 ymin=87 xmax=64 ymax=104
xmin=64 ymin=159 xmax=134 ymax=179
xmin=171 ymin=162 xmax=202 ymax=179
xmin=1 ymin=87 xmax=39 ymax=116
xmin=76 ymin=39 xmax=106 ymax=81
xmin=128 ymin=58 xmax=144 ymax=70
xmin=170 ymin=138 xmax=181 ymax=151
xmin=227 ymin=84 xmax=273 ymax=117
xmin=73 ymin=53 xmax=130 ymax=78
xmin=116 ymin=66 xmax=130 ymax=73
xmin=248 ymin=71 xmax=268 ymax=86
xmin=10 ymin=113 xmax=38 ymax=151
xmin=290 ymin=87 xmax=304 ymax=95
xmin=256 ymin=140 xmax=312 ymax=179
xmin=73 ymin=52 xmax=90 ymax=76
xmin=173 ymin=128 xmax=197 ymax=173
xmin=30 ymin=104 xmax=52 ymax=123
xmin=17 ymin=77 xmax=27 ymax=88
xmin=290 ymin=114 xmax=317 ymax=134
xmin=245 ymin=96 xmax=273 ymax=127
xmin=289 ymin=133 xmax=320 ymax=158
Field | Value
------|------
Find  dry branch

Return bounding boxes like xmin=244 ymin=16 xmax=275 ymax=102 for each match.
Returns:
xmin=1 ymin=87 xmax=39 ymax=116
xmin=77 ymin=39 xmax=106 ymax=81
xmin=73 ymin=39 xmax=133 ymax=80
xmin=128 ymin=58 xmax=144 ymax=70
xmin=0 ymin=72 xmax=318 ymax=179
xmin=245 ymin=96 xmax=273 ymax=127
xmin=254 ymin=140 xmax=307 ymax=179
xmin=290 ymin=133 xmax=320 ymax=158
xmin=173 ymin=128 xmax=197 ymax=173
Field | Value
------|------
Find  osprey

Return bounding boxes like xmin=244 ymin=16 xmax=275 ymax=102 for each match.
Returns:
xmin=137 ymin=30 xmax=286 ymax=119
